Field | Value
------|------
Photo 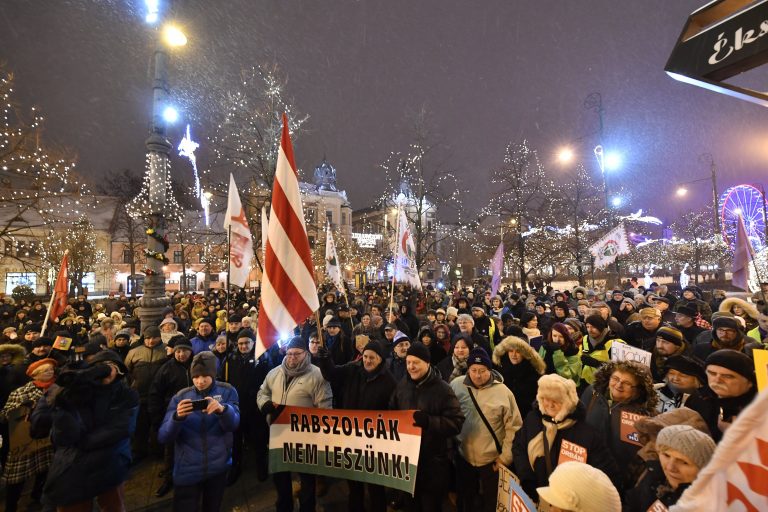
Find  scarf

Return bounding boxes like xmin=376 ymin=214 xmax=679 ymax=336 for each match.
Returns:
xmin=527 ymin=415 xmax=577 ymax=469
xmin=34 ymin=378 xmax=55 ymax=391
xmin=450 ymin=355 xmax=468 ymax=381
xmin=282 ymin=351 xmax=312 ymax=378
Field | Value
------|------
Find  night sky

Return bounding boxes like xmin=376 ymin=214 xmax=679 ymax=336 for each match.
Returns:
xmin=2 ymin=0 xmax=768 ymax=223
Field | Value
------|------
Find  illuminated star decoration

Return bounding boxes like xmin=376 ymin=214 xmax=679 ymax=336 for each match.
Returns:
xmin=178 ymin=124 xmax=211 ymax=225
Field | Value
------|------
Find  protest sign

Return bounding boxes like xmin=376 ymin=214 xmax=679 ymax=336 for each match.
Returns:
xmin=269 ymin=406 xmax=421 ymax=494
xmin=558 ymin=439 xmax=587 ymax=464
xmin=619 ymin=410 xmax=647 ymax=446
xmin=611 ymin=343 xmax=652 ymax=367
xmin=752 ymin=348 xmax=768 ymax=392
xmin=496 ymin=465 xmax=537 ymax=512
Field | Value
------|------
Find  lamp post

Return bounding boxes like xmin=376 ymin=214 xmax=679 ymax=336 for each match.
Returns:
xmin=134 ymin=4 xmax=186 ymax=330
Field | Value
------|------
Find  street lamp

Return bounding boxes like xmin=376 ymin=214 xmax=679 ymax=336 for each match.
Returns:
xmin=674 ymin=153 xmax=721 ymax=239
xmin=134 ymin=1 xmax=187 ymax=329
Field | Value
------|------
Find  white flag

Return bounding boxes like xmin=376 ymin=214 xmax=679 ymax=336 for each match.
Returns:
xmin=223 ymin=174 xmax=254 ymax=288
xmin=325 ymin=221 xmax=345 ymax=293
xmin=394 ymin=208 xmax=422 ymax=290
xmin=589 ymin=223 xmax=630 ymax=269
xmin=671 ymin=388 xmax=768 ymax=512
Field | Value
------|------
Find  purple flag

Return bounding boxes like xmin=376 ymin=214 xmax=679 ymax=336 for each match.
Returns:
xmin=732 ymin=215 xmax=754 ymax=291
xmin=491 ymin=242 xmax=504 ymax=297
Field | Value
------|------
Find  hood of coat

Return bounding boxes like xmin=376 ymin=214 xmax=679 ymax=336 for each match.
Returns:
xmin=592 ymin=360 xmax=659 ymax=413
xmin=0 ymin=343 xmax=26 ymax=365
xmin=491 ymin=336 xmax=546 ymax=375
xmin=719 ymin=297 xmax=763 ymax=320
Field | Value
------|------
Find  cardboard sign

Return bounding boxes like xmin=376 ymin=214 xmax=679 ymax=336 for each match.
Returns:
xmin=496 ymin=465 xmax=537 ymax=512
xmin=752 ymin=349 xmax=768 ymax=392
xmin=557 ymin=439 xmax=587 ymax=465
xmin=648 ymin=499 xmax=669 ymax=511
xmin=619 ymin=410 xmax=646 ymax=446
xmin=611 ymin=343 xmax=652 ymax=367
xmin=52 ymin=335 xmax=72 ymax=351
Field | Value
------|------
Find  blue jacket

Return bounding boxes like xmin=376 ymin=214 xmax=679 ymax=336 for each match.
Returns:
xmin=190 ymin=333 xmax=217 ymax=355
xmin=158 ymin=381 xmax=240 ymax=486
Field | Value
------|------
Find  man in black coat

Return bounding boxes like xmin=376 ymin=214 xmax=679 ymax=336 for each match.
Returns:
xmin=148 ymin=337 xmax=193 ymax=497
xmin=623 ymin=307 xmax=662 ymax=351
xmin=219 ymin=328 xmax=271 ymax=484
xmin=389 ymin=343 xmax=464 ymax=512
xmin=316 ymin=340 xmax=396 ymax=512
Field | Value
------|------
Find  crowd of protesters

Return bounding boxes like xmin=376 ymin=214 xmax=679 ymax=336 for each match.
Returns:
xmin=0 ymin=279 xmax=765 ymax=511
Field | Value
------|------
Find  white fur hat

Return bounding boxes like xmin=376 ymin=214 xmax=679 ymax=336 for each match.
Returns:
xmin=536 ymin=374 xmax=579 ymax=422
xmin=537 ymin=462 xmax=621 ymax=512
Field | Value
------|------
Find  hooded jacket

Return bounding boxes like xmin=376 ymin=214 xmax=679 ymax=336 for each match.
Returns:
xmin=450 ymin=370 xmax=522 ymax=467
xmin=157 ymin=381 xmax=240 ymax=486
xmin=492 ymin=336 xmax=546 ymax=418
xmin=124 ymin=342 xmax=168 ymax=403
xmin=257 ymin=362 xmax=333 ymax=410
xmin=581 ymin=361 xmax=658 ymax=490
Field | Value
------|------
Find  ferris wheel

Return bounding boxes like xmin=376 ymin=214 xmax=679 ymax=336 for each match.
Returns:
xmin=720 ymin=184 xmax=766 ymax=251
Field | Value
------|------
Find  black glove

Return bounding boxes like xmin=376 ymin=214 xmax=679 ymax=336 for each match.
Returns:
xmin=261 ymin=401 xmax=276 ymax=416
xmin=315 ymin=346 xmax=330 ymax=359
xmin=581 ymin=354 xmax=601 ymax=368
xmin=412 ymin=410 xmax=429 ymax=430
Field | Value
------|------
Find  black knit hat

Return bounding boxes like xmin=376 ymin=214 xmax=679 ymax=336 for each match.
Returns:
xmin=712 ymin=316 xmax=740 ymax=331
xmin=584 ymin=313 xmax=608 ymax=332
xmin=664 ymin=355 xmax=706 ymax=383
xmin=228 ymin=314 xmax=241 ymax=323
xmin=406 ymin=342 xmax=431 ymax=363
xmin=705 ymin=349 xmax=755 ymax=382
xmin=191 ymin=351 xmax=218 ymax=378
xmin=362 ymin=340 xmax=385 ymax=360
xmin=285 ymin=336 xmax=307 ymax=352
xmin=32 ymin=337 xmax=53 ymax=348
xmin=468 ymin=347 xmax=492 ymax=369
xmin=236 ymin=328 xmax=256 ymax=341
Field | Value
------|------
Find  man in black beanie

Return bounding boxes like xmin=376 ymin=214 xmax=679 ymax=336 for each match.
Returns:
xmin=693 ymin=316 xmax=748 ymax=360
xmin=705 ymin=349 xmax=757 ymax=438
xmin=389 ymin=343 xmax=464 ymax=511
xmin=315 ymin=339 xmax=396 ymax=511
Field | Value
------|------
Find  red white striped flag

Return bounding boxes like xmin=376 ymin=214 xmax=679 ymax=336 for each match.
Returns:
xmin=256 ymin=114 xmax=319 ymax=358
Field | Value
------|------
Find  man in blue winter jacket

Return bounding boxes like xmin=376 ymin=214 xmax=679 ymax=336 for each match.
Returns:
xmin=158 ymin=350 xmax=240 ymax=512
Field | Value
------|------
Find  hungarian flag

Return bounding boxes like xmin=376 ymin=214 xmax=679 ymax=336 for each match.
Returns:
xmin=49 ymin=252 xmax=69 ymax=322
xmin=223 ymin=174 xmax=254 ymax=288
xmin=732 ymin=214 xmax=755 ymax=291
xmin=256 ymin=114 xmax=319 ymax=358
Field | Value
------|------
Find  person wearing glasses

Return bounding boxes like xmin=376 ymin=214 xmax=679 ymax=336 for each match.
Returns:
xmin=257 ymin=336 xmax=333 ymax=512
xmin=581 ymin=361 xmax=658 ymax=493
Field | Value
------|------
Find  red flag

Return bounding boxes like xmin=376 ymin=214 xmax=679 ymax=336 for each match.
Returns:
xmin=49 ymin=252 xmax=69 ymax=321
xmin=732 ymin=215 xmax=755 ymax=291
xmin=255 ymin=115 xmax=319 ymax=358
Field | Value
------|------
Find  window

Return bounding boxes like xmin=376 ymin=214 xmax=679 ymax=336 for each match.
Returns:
xmin=306 ymin=208 xmax=316 ymax=224
xmin=5 ymin=272 xmax=37 ymax=295
xmin=341 ymin=212 xmax=347 ymax=225
xmin=326 ymin=211 xmax=333 ymax=224
xmin=198 ymin=251 xmax=205 ymax=264
xmin=16 ymin=240 xmax=40 ymax=258
xmin=308 ymin=236 xmax=315 ymax=248
xmin=209 ymin=274 xmax=219 ymax=282
xmin=173 ymin=251 xmax=183 ymax=264
xmin=123 ymin=250 xmax=133 ymax=264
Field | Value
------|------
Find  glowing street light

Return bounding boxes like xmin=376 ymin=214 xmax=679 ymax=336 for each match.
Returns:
xmin=162 ymin=25 xmax=188 ymax=47
xmin=604 ymin=151 xmax=622 ymax=171
xmin=162 ymin=106 xmax=179 ymax=123
xmin=676 ymin=187 xmax=688 ymax=196
xmin=611 ymin=196 xmax=623 ymax=207
xmin=557 ymin=147 xmax=575 ymax=164
xmin=145 ymin=0 xmax=160 ymax=24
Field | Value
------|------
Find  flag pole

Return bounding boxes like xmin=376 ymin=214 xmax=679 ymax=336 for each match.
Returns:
xmin=227 ymin=225 xmax=232 ymax=316
xmin=41 ymin=249 xmax=68 ymax=337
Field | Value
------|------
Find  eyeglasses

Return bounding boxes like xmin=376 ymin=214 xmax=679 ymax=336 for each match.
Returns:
xmin=309 ymin=340 xmax=320 ymax=345
xmin=285 ymin=351 xmax=305 ymax=358
xmin=609 ymin=376 xmax=638 ymax=388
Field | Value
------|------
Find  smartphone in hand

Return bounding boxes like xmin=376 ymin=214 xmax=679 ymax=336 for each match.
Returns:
xmin=190 ymin=399 xmax=208 ymax=411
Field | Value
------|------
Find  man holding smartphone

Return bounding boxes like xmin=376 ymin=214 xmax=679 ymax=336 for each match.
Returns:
xmin=158 ymin=351 xmax=240 ymax=511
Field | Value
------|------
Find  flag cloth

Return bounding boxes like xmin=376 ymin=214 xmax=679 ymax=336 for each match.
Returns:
xmin=589 ymin=223 xmax=630 ymax=269
xmin=325 ymin=221 xmax=345 ymax=293
xmin=223 ymin=174 xmax=254 ymax=288
xmin=490 ymin=242 xmax=504 ymax=297
xmin=49 ymin=252 xmax=69 ymax=322
xmin=394 ymin=208 xmax=422 ymax=290
xmin=256 ymin=114 xmax=320 ymax=358
xmin=670 ymin=387 xmax=768 ymax=512
xmin=732 ymin=214 xmax=755 ymax=291
xmin=261 ymin=205 xmax=269 ymax=261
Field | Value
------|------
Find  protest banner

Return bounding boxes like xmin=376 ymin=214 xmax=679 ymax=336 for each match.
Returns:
xmin=619 ymin=410 xmax=647 ymax=446
xmin=268 ymin=406 xmax=421 ymax=494
xmin=611 ymin=343 xmax=652 ymax=367
xmin=496 ymin=465 xmax=537 ymax=512
xmin=752 ymin=348 xmax=768 ymax=392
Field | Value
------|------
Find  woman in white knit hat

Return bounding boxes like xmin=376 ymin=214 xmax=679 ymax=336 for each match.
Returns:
xmin=512 ymin=374 xmax=618 ymax=501
xmin=536 ymin=461 xmax=621 ymax=512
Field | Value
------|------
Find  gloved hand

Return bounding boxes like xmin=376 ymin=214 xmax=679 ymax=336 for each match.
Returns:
xmin=581 ymin=354 xmax=601 ymax=368
xmin=261 ymin=401 xmax=276 ymax=416
xmin=315 ymin=345 xmax=330 ymax=358
xmin=412 ymin=410 xmax=429 ymax=430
